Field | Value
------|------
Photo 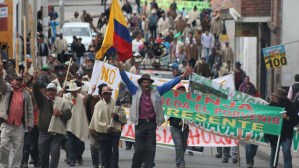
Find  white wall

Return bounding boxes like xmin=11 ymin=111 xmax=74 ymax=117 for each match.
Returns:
xmin=235 ymin=37 xmax=257 ymax=86
xmin=281 ymin=0 xmax=299 ymax=86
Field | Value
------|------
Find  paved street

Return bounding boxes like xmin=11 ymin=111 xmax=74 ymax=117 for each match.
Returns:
xmin=18 ymin=141 xmax=281 ymax=168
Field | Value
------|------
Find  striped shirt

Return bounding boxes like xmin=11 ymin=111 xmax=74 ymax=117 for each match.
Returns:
xmin=7 ymin=89 xmax=24 ymax=126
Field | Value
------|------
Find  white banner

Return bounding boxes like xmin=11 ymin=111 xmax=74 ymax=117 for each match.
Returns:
xmin=0 ymin=7 xmax=8 ymax=18
xmin=121 ymin=123 xmax=238 ymax=147
xmin=90 ymin=60 xmax=189 ymax=98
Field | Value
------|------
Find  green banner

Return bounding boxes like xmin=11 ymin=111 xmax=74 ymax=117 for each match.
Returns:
xmin=190 ymin=73 xmax=268 ymax=105
xmin=163 ymin=90 xmax=284 ymax=138
xmin=140 ymin=0 xmax=210 ymax=12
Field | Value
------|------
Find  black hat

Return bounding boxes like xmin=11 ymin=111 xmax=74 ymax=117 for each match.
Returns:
xmin=137 ymin=74 xmax=154 ymax=85
xmin=272 ymin=88 xmax=288 ymax=100
xmin=74 ymin=80 xmax=84 ymax=87
xmin=10 ymin=74 xmax=22 ymax=80
xmin=235 ymin=62 xmax=241 ymax=67
xmin=38 ymin=80 xmax=48 ymax=88
xmin=98 ymin=83 xmax=108 ymax=94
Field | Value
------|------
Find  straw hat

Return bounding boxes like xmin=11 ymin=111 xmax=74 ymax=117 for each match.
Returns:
xmin=272 ymin=88 xmax=288 ymax=100
xmin=66 ymin=82 xmax=81 ymax=92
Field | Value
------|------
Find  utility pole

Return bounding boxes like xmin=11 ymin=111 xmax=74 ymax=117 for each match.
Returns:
xmin=59 ymin=0 xmax=64 ymax=29
xmin=42 ymin=0 xmax=48 ymax=39
xmin=30 ymin=0 xmax=37 ymax=69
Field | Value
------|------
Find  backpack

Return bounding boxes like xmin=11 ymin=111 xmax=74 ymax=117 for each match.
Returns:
xmin=149 ymin=16 xmax=157 ymax=28
xmin=292 ymin=93 xmax=299 ymax=125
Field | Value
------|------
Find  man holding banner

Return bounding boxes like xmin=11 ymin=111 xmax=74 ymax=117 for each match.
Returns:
xmin=267 ymin=88 xmax=299 ymax=168
xmin=116 ymin=61 xmax=192 ymax=168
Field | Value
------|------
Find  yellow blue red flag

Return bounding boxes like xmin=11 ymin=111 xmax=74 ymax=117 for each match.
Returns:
xmin=96 ymin=0 xmax=132 ymax=61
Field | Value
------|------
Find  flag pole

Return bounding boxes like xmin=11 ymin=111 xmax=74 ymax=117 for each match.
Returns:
xmin=94 ymin=57 xmax=108 ymax=87
xmin=273 ymin=135 xmax=281 ymax=167
xmin=23 ymin=16 xmax=28 ymax=73
xmin=64 ymin=57 xmax=73 ymax=86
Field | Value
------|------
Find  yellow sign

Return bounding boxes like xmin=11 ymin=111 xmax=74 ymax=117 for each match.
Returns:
xmin=262 ymin=45 xmax=287 ymax=69
xmin=0 ymin=0 xmax=13 ymax=60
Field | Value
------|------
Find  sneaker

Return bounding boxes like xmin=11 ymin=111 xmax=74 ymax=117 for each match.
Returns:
xmin=69 ymin=162 xmax=75 ymax=166
xmin=188 ymin=151 xmax=193 ymax=155
xmin=21 ymin=163 xmax=28 ymax=168
xmin=247 ymin=162 xmax=253 ymax=168
xmin=77 ymin=158 xmax=83 ymax=165
xmin=215 ymin=153 xmax=222 ymax=158
xmin=222 ymin=159 xmax=228 ymax=163
xmin=233 ymin=159 xmax=238 ymax=164
xmin=29 ymin=159 xmax=34 ymax=164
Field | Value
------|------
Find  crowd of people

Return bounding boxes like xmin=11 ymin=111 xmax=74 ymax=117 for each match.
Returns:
xmin=0 ymin=0 xmax=299 ymax=168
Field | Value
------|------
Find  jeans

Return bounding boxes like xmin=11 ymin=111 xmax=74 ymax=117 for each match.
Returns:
xmin=30 ymin=126 xmax=40 ymax=166
xmin=132 ymin=120 xmax=157 ymax=168
xmin=217 ymin=146 xmax=238 ymax=160
xmin=245 ymin=143 xmax=258 ymax=165
xmin=90 ymin=133 xmax=106 ymax=167
xmin=76 ymin=56 xmax=83 ymax=65
xmin=21 ymin=132 xmax=31 ymax=166
xmin=111 ymin=132 xmax=121 ymax=168
xmin=269 ymin=138 xmax=292 ymax=168
xmin=149 ymin=26 xmax=157 ymax=40
xmin=170 ymin=126 xmax=189 ymax=167
xmin=203 ymin=47 xmax=210 ymax=62
xmin=38 ymin=131 xmax=64 ymax=168
xmin=66 ymin=132 xmax=85 ymax=164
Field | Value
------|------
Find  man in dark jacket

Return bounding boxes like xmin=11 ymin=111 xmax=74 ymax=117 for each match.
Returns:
xmin=32 ymin=72 xmax=71 ymax=168
xmin=267 ymin=88 xmax=299 ymax=168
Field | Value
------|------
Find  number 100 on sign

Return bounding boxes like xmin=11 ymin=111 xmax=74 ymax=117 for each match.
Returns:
xmin=262 ymin=45 xmax=287 ymax=69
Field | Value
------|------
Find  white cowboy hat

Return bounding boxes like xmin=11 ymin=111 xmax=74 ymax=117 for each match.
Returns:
xmin=66 ymin=82 xmax=81 ymax=92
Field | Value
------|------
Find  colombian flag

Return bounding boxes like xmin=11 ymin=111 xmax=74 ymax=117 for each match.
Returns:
xmin=96 ymin=0 xmax=132 ymax=61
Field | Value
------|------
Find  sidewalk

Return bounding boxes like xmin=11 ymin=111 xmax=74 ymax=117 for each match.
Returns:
xmin=256 ymin=143 xmax=299 ymax=168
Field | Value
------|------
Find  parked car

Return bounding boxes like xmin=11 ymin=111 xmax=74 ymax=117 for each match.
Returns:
xmin=61 ymin=22 xmax=96 ymax=55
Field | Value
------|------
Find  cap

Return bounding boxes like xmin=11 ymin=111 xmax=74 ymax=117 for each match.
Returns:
xmin=133 ymin=52 xmax=141 ymax=57
xmin=76 ymin=72 xmax=83 ymax=78
xmin=50 ymin=53 xmax=56 ymax=58
xmin=42 ymin=64 xmax=50 ymax=70
xmin=57 ymin=71 xmax=65 ymax=77
xmin=46 ymin=83 xmax=57 ymax=90
xmin=102 ymin=86 xmax=113 ymax=94
xmin=26 ymin=58 xmax=33 ymax=63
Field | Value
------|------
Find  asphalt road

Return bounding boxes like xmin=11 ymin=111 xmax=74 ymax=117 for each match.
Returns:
xmin=22 ymin=141 xmax=275 ymax=168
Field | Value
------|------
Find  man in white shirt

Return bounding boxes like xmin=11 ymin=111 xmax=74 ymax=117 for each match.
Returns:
xmin=132 ymin=32 xmax=144 ymax=53
xmin=201 ymin=29 xmax=213 ymax=60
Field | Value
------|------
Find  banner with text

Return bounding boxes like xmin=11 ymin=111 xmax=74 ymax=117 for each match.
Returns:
xmin=90 ymin=60 xmax=189 ymax=99
xmin=121 ymin=122 xmax=238 ymax=147
xmin=163 ymin=90 xmax=284 ymax=139
xmin=140 ymin=0 xmax=210 ymax=12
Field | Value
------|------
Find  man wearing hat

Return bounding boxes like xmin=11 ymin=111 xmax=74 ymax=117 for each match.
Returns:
xmin=130 ymin=53 xmax=142 ymax=75
xmin=0 ymin=71 xmax=34 ymax=167
xmin=32 ymin=73 xmax=71 ymax=168
xmin=85 ymin=83 xmax=106 ymax=167
xmin=168 ymin=83 xmax=189 ymax=168
xmin=116 ymin=61 xmax=192 ymax=168
xmin=89 ymin=86 xmax=127 ymax=168
xmin=266 ymin=88 xmax=299 ymax=168
xmin=63 ymin=82 xmax=89 ymax=166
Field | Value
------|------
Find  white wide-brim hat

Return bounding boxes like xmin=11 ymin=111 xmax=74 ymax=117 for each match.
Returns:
xmin=66 ymin=82 xmax=81 ymax=92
